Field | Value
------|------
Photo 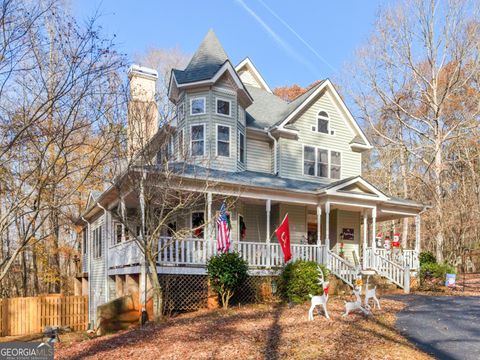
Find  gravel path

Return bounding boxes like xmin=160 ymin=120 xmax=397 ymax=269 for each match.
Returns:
xmin=388 ymin=295 xmax=480 ymax=360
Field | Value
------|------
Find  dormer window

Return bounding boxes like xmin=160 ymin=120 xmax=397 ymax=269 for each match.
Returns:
xmin=190 ymin=97 xmax=206 ymax=115
xmin=216 ymin=98 xmax=231 ymax=117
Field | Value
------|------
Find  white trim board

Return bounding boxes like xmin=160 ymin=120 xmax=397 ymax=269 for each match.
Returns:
xmin=276 ymin=80 xmax=372 ymax=149
xmin=235 ymin=57 xmax=272 ymax=93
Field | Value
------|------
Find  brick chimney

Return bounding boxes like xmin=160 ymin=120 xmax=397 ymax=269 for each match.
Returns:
xmin=127 ymin=64 xmax=158 ymax=157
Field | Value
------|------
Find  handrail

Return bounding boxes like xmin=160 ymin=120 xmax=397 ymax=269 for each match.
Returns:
xmin=374 ymin=253 xmax=410 ymax=293
xmin=327 ymin=250 xmax=357 ymax=288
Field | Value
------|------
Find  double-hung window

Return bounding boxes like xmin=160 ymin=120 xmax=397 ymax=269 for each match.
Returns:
xmin=191 ymin=124 xmax=205 ymax=156
xmin=330 ymin=151 xmax=341 ymax=179
xmin=317 ymin=149 xmax=329 ymax=178
xmin=217 ymin=125 xmax=230 ymax=157
xmin=304 ymin=146 xmax=316 ymax=176
xmin=178 ymin=102 xmax=185 ymax=121
xmin=216 ymin=98 xmax=231 ymax=116
xmin=177 ymin=129 xmax=184 ymax=158
xmin=190 ymin=97 xmax=205 ymax=115
xmin=93 ymin=225 xmax=103 ymax=258
xmin=303 ymin=146 xmax=341 ymax=179
xmin=238 ymin=132 xmax=245 ymax=163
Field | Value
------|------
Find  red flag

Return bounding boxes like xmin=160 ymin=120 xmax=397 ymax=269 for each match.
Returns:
xmin=275 ymin=214 xmax=291 ymax=263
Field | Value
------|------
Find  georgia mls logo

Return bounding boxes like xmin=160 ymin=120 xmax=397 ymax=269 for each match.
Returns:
xmin=0 ymin=341 xmax=54 ymax=360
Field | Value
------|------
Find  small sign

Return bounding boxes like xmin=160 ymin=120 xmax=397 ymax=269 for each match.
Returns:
xmin=0 ymin=342 xmax=54 ymax=360
xmin=445 ymin=273 xmax=456 ymax=288
xmin=341 ymin=228 xmax=354 ymax=241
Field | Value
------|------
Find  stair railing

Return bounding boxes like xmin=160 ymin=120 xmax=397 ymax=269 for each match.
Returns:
xmin=327 ymin=250 xmax=358 ymax=288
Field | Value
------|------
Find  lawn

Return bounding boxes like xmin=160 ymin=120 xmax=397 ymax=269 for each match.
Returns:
xmin=55 ymin=296 xmax=432 ymax=360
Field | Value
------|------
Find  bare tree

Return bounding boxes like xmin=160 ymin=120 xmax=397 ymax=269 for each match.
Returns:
xmin=0 ymin=0 xmax=125 ymax=293
xmin=344 ymin=0 xmax=480 ymax=261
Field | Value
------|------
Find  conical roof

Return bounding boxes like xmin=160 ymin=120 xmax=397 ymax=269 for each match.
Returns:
xmin=173 ymin=30 xmax=229 ymax=84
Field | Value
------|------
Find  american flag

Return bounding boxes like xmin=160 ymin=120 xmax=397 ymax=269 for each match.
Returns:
xmin=217 ymin=201 xmax=231 ymax=253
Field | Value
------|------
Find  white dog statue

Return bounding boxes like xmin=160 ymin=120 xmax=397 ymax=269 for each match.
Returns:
xmin=308 ymin=266 xmax=330 ymax=320
xmin=364 ymin=275 xmax=381 ymax=311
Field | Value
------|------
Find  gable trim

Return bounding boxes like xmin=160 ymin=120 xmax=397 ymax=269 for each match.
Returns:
xmin=169 ymin=61 xmax=254 ymax=103
xmin=276 ymin=80 xmax=372 ymax=148
xmin=321 ymin=176 xmax=389 ymax=201
xmin=235 ymin=57 xmax=272 ymax=94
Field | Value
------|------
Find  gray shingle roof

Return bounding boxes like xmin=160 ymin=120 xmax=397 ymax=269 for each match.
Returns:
xmin=149 ymin=163 xmax=331 ymax=193
xmin=172 ymin=30 xmax=229 ymax=84
xmin=245 ymin=82 xmax=325 ymax=130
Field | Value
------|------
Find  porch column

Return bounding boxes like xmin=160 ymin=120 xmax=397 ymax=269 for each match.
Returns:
xmin=266 ymin=199 xmax=271 ymax=267
xmin=371 ymin=207 xmax=377 ymax=267
xmin=316 ymin=205 xmax=322 ymax=246
xmin=317 ymin=205 xmax=323 ymax=264
xmin=371 ymin=207 xmax=377 ymax=250
xmin=363 ymin=212 xmax=368 ymax=269
xmin=415 ymin=214 xmax=421 ymax=253
xmin=325 ymin=202 xmax=330 ymax=251
xmin=207 ymin=192 xmax=213 ymax=259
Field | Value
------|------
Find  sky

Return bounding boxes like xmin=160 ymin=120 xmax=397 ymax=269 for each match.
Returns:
xmin=72 ymin=0 xmax=391 ymax=89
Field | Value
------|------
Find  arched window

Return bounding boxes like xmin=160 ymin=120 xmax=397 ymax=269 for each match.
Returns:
xmin=317 ymin=111 xmax=329 ymax=134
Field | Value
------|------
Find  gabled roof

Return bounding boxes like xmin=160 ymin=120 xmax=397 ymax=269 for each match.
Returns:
xmin=235 ymin=57 xmax=272 ymax=93
xmin=172 ymin=30 xmax=228 ymax=84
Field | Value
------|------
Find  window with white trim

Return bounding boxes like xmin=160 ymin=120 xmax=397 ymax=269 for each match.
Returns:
xmin=190 ymin=97 xmax=205 ymax=115
xmin=330 ymin=151 xmax=341 ymax=179
xmin=303 ymin=146 xmax=341 ymax=179
xmin=317 ymin=111 xmax=329 ymax=134
xmin=239 ymin=131 xmax=245 ymax=163
xmin=217 ymin=125 xmax=230 ymax=157
xmin=177 ymin=129 xmax=184 ymax=158
xmin=317 ymin=149 xmax=328 ymax=178
xmin=304 ymin=146 xmax=315 ymax=176
xmin=191 ymin=211 xmax=205 ymax=239
xmin=92 ymin=225 xmax=103 ymax=258
xmin=178 ymin=102 xmax=185 ymax=121
xmin=191 ymin=124 xmax=205 ymax=156
xmin=115 ymin=223 xmax=122 ymax=245
xmin=216 ymin=98 xmax=231 ymax=116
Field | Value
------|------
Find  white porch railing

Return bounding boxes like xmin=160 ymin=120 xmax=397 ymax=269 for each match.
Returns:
xmin=327 ymin=250 xmax=357 ymax=288
xmin=108 ymin=240 xmax=143 ymax=268
xmin=366 ymin=248 xmax=419 ymax=271
xmin=108 ymin=237 xmax=325 ymax=269
xmin=373 ymin=253 xmax=410 ymax=293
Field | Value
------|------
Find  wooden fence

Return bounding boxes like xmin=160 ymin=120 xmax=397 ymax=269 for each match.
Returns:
xmin=0 ymin=295 xmax=88 ymax=336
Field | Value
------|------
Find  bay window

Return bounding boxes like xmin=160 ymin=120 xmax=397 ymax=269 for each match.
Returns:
xmin=217 ymin=125 xmax=230 ymax=157
xmin=191 ymin=124 xmax=205 ymax=156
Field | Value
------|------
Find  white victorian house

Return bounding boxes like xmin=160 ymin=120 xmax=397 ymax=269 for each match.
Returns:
xmin=76 ymin=30 xmax=426 ymax=322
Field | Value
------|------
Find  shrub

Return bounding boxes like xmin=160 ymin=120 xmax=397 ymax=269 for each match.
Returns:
xmin=206 ymin=252 xmax=248 ymax=309
xmin=278 ymin=260 xmax=329 ymax=304
xmin=420 ymin=262 xmax=456 ymax=281
xmin=419 ymin=251 xmax=436 ymax=266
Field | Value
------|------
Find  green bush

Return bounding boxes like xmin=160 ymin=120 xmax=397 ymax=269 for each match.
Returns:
xmin=206 ymin=252 xmax=248 ymax=309
xmin=420 ymin=262 xmax=456 ymax=280
xmin=278 ymin=260 xmax=329 ymax=304
xmin=419 ymin=251 xmax=436 ymax=265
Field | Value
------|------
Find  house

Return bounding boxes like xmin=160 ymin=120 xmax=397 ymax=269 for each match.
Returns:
xmin=75 ymin=30 xmax=426 ymax=323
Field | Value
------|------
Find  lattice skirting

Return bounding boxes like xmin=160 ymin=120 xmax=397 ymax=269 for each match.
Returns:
xmin=158 ymin=274 xmax=278 ymax=313
xmin=159 ymin=274 xmax=208 ymax=313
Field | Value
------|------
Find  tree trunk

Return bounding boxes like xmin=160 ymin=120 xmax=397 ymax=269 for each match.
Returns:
xmin=434 ymin=141 xmax=445 ymax=262
xmin=147 ymin=256 xmax=163 ymax=322
xmin=400 ymin=148 xmax=409 ymax=248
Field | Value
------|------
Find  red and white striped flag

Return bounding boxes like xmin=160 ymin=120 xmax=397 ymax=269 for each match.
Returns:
xmin=217 ymin=201 xmax=231 ymax=253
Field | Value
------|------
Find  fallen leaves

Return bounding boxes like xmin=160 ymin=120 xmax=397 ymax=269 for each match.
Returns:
xmin=55 ymin=297 xmax=433 ymax=360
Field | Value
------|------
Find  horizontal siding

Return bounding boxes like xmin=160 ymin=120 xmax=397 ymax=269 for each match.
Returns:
xmin=243 ymin=203 xmax=267 ymax=242
xmin=246 ymin=138 xmax=272 ymax=173
xmin=332 ymin=210 xmax=361 ymax=263
xmin=279 ymin=204 xmax=306 ymax=244
xmin=279 ymin=89 xmax=362 ymax=182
